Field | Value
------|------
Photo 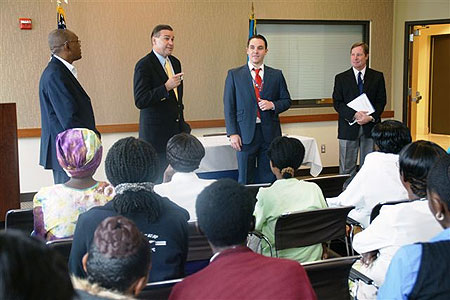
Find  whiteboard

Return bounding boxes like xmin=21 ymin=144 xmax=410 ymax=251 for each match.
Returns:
xmin=258 ymin=22 xmax=366 ymax=101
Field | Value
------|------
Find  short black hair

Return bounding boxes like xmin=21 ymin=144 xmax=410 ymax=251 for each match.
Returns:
xmin=371 ymin=120 xmax=412 ymax=154
xmin=151 ymin=24 xmax=173 ymax=38
xmin=105 ymin=137 xmax=161 ymax=222
xmin=196 ymin=179 xmax=255 ymax=247
xmin=0 ymin=230 xmax=74 ymax=300
xmin=166 ymin=133 xmax=205 ymax=172
xmin=86 ymin=216 xmax=151 ymax=293
xmin=247 ymin=34 xmax=268 ymax=49
xmin=399 ymin=140 xmax=447 ymax=198
xmin=268 ymin=136 xmax=305 ymax=179
xmin=427 ymin=155 xmax=450 ymax=208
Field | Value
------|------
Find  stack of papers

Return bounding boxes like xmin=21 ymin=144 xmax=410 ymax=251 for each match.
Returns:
xmin=346 ymin=93 xmax=375 ymax=125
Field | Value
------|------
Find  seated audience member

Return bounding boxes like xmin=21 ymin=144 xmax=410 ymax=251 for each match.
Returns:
xmin=154 ymin=133 xmax=215 ymax=220
xmin=352 ymin=141 xmax=446 ymax=299
xmin=169 ymin=179 xmax=317 ymax=300
xmin=69 ymin=137 xmax=189 ymax=282
xmin=253 ymin=136 xmax=327 ymax=263
xmin=0 ymin=230 xmax=74 ymax=300
xmin=33 ymin=128 xmax=114 ymax=241
xmin=327 ymin=120 xmax=411 ymax=227
xmin=378 ymin=154 xmax=450 ymax=299
xmin=73 ymin=216 xmax=151 ymax=300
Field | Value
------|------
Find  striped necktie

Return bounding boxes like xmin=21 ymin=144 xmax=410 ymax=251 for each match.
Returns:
xmin=165 ymin=59 xmax=178 ymax=99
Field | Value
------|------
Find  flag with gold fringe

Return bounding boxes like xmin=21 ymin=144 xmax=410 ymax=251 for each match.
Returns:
xmin=249 ymin=3 xmax=257 ymax=39
xmin=56 ymin=1 xmax=67 ymax=29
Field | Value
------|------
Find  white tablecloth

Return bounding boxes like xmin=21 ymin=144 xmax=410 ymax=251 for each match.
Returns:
xmin=196 ymin=135 xmax=323 ymax=177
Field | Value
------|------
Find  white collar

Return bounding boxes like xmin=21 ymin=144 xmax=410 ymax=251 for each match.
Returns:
xmin=353 ymin=66 xmax=366 ymax=78
xmin=53 ymin=55 xmax=78 ymax=79
xmin=248 ymin=61 xmax=265 ymax=73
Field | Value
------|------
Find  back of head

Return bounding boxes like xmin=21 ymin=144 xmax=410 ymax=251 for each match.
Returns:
xmin=48 ymin=28 xmax=72 ymax=54
xmin=86 ymin=216 xmax=151 ymax=294
xmin=105 ymin=137 xmax=161 ymax=220
xmin=196 ymin=179 xmax=255 ymax=247
xmin=56 ymin=128 xmax=102 ymax=178
xmin=166 ymin=133 xmax=205 ymax=172
xmin=427 ymin=155 xmax=450 ymax=208
xmin=399 ymin=140 xmax=447 ymax=198
xmin=371 ymin=120 xmax=412 ymax=154
xmin=0 ymin=230 xmax=74 ymax=300
xmin=268 ymin=136 xmax=305 ymax=179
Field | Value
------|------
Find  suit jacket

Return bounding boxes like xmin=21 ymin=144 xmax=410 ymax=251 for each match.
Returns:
xmin=332 ymin=67 xmax=386 ymax=140
xmin=39 ymin=57 xmax=97 ymax=172
xmin=223 ymin=65 xmax=291 ymax=144
xmin=133 ymin=51 xmax=190 ymax=153
xmin=169 ymin=246 xmax=316 ymax=300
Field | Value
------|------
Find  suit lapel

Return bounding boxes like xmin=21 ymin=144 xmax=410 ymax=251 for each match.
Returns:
xmin=363 ymin=68 xmax=373 ymax=93
xmin=149 ymin=51 xmax=169 ymax=83
xmin=241 ymin=65 xmax=257 ymax=102
xmin=346 ymin=68 xmax=359 ymax=95
xmin=51 ymin=57 xmax=89 ymax=98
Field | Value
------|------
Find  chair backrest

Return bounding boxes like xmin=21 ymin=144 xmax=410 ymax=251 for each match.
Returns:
xmin=4 ymin=208 xmax=33 ymax=234
xmin=138 ymin=278 xmax=183 ymax=300
xmin=46 ymin=238 xmax=73 ymax=263
xmin=304 ymin=174 xmax=350 ymax=198
xmin=370 ymin=199 xmax=410 ymax=224
xmin=244 ymin=183 xmax=271 ymax=200
xmin=274 ymin=206 xmax=354 ymax=251
xmin=187 ymin=221 xmax=213 ymax=262
xmin=303 ymin=256 xmax=359 ymax=300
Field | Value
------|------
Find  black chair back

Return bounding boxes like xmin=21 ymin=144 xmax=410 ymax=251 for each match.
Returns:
xmin=274 ymin=206 xmax=354 ymax=251
xmin=138 ymin=278 xmax=183 ymax=300
xmin=187 ymin=221 xmax=212 ymax=262
xmin=46 ymin=238 xmax=73 ymax=263
xmin=303 ymin=256 xmax=359 ymax=300
xmin=305 ymin=174 xmax=350 ymax=198
xmin=4 ymin=208 xmax=34 ymax=234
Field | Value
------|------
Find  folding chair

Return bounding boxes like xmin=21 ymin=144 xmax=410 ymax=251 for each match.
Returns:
xmin=137 ymin=278 xmax=183 ymax=300
xmin=185 ymin=221 xmax=213 ymax=275
xmin=303 ymin=255 xmax=359 ymax=300
xmin=4 ymin=208 xmax=34 ymax=234
xmin=274 ymin=206 xmax=355 ymax=257
xmin=304 ymin=174 xmax=350 ymax=198
xmin=46 ymin=238 xmax=73 ymax=263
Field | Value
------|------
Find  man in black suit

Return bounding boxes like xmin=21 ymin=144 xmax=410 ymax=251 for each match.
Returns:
xmin=39 ymin=29 xmax=98 ymax=184
xmin=134 ymin=24 xmax=190 ymax=183
xmin=333 ymin=42 xmax=386 ymax=182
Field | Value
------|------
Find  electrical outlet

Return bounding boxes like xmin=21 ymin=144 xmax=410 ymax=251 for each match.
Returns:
xmin=321 ymin=144 xmax=326 ymax=153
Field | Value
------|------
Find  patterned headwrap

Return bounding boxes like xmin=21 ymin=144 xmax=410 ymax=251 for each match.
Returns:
xmin=56 ymin=128 xmax=102 ymax=178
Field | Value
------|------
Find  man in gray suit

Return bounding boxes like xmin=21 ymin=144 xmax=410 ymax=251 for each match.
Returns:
xmin=224 ymin=35 xmax=291 ymax=184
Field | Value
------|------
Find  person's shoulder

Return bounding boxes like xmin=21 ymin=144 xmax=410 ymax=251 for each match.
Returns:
xmin=367 ymin=67 xmax=383 ymax=76
xmin=169 ymin=54 xmax=180 ymax=64
xmin=228 ymin=64 xmax=247 ymax=74
xmin=335 ymin=68 xmax=352 ymax=78
xmin=260 ymin=254 xmax=308 ymax=275
xmin=135 ymin=52 xmax=155 ymax=68
xmin=158 ymin=194 xmax=190 ymax=220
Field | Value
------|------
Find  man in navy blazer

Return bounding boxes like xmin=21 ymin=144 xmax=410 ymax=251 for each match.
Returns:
xmin=224 ymin=35 xmax=291 ymax=184
xmin=39 ymin=29 xmax=98 ymax=184
xmin=134 ymin=24 xmax=190 ymax=183
xmin=333 ymin=42 xmax=386 ymax=183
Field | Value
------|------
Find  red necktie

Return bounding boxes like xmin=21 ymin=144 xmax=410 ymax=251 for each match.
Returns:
xmin=253 ymin=68 xmax=262 ymax=119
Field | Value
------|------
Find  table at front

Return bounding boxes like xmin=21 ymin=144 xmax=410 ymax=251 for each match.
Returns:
xmin=195 ymin=135 xmax=323 ymax=180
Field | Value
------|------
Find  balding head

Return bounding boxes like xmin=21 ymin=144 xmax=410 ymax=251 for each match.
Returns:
xmin=48 ymin=29 xmax=81 ymax=63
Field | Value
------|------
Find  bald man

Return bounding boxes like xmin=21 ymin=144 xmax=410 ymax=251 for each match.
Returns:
xmin=39 ymin=29 xmax=98 ymax=184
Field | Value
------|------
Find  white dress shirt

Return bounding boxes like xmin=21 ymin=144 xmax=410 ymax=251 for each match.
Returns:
xmin=154 ymin=172 xmax=215 ymax=221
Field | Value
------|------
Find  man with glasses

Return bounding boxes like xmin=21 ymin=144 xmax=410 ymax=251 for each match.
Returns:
xmin=39 ymin=29 xmax=98 ymax=184
xmin=133 ymin=24 xmax=191 ymax=183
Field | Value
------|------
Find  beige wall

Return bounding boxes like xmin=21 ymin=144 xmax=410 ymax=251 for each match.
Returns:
xmin=392 ymin=0 xmax=450 ymax=121
xmin=1 ymin=0 xmax=394 ymax=129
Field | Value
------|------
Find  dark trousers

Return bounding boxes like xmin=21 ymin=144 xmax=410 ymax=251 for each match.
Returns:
xmin=237 ymin=124 xmax=275 ymax=185
xmin=52 ymin=169 xmax=70 ymax=184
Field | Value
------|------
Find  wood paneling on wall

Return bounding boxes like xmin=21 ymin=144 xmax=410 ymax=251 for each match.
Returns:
xmin=1 ymin=0 xmax=393 ymax=129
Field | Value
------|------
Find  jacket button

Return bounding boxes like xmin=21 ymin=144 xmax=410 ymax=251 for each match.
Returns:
xmin=176 ymin=119 xmax=179 ymax=122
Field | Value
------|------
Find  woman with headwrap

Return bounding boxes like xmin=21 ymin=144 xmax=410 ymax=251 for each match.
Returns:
xmin=33 ymin=128 xmax=114 ymax=241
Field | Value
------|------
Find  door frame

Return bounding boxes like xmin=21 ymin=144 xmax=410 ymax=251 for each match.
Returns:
xmin=402 ymin=18 xmax=450 ymax=124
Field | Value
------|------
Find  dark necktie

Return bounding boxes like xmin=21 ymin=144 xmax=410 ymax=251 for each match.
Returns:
xmin=358 ymin=71 xmax=363 ymax=95
xmin=253 ymin=68 xmax=262 ymax=119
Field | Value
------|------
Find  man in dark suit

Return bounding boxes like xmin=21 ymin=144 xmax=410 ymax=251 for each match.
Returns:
xmin=169 ymin=179 xmax=316 ymax=300
xmin=224 ymin=35 xmax=291 ymax=184
xmin=39 ymin=29 xmax=98 ymax=184
xmin=333 ymin=42 xmax=386 ymax=182
xmin=134 ymin=24 xmax=190 ymax=183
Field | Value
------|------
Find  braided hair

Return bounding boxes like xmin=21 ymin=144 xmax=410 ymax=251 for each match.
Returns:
xmin=399 ymin=140 xmax=446 ymax=198
xmin=166 ymin=133 xmax=205 ymax=172
xmin=267 ymin=136 xmax=305 ymax=179
xmin=105 ymin=137 xmax=161 ymax=222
